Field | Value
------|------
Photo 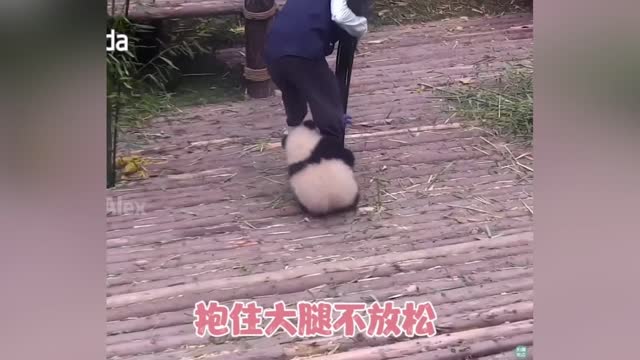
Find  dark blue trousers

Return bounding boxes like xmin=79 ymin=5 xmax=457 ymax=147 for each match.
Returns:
xmin=267 ymin=56 xmax=345 ymax=145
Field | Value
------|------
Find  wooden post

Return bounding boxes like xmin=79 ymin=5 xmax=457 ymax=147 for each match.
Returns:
xmin=107 ymin=69 xmax=118 ymax=188
xmin=107 ymin=96 xmax=115 ymax=188
xmin=107 ymin=92 xmax=118 ymax=188
xmin=243 ymin=0 xmax=276 ymax=98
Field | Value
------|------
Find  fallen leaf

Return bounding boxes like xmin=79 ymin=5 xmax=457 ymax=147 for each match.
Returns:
xmin=457 ymin=77 xmax=475 ymax=85
xmin=123 ymin=162 xmax=140 ymax=175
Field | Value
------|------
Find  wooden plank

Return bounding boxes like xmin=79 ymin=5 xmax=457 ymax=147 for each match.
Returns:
xmin=107 ymin=0 xmax=286 ymax=20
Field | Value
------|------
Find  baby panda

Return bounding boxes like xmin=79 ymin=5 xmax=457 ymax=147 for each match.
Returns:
xmin=281 ymin=120 xmax=359 ymax=217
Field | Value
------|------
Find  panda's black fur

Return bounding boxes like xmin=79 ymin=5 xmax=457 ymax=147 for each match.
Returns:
xmin=281 ymin=120 xmax=360 ymax=217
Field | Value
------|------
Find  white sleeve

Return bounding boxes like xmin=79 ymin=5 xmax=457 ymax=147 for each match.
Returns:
xmin=330 ymin=0 xmax=368 ymax=38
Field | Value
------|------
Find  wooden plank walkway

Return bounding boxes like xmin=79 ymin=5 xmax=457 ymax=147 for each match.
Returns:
xmin=107 ymin=13 xmax=534 ymax=359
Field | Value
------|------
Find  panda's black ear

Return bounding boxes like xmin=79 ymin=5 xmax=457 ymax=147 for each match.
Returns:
xmin=281 ymin=134 xmax=288 ymax=149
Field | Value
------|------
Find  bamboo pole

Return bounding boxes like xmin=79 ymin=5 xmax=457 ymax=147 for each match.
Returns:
xmin=106 ymin=232 xmax=532 ymax=308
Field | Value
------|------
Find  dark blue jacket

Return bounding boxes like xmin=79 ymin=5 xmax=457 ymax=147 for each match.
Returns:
xmin=264 ymin=0 xmax=342 ymax=64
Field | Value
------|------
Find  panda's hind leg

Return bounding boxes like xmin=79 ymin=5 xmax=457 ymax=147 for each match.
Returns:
xmin=311 ymin=137 xmax=355 ymax=167
xmin=339 ymin=147 xmax=356 ymax=169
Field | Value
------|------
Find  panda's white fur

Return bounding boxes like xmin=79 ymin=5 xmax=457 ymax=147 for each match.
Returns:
xmin=281 ymin=120 xmax=359 ymax=217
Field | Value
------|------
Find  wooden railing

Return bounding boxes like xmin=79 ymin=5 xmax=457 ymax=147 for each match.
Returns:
xmin=107 ymin=0 xmax=288 ymax=98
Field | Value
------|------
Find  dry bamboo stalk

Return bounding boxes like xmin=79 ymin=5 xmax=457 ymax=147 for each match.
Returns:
xmin=282 ymin=292 xmax=533 ymax=356
xmin=118 ymin=336 xmax=284 ymax=360
xmin=109 ymin=285 xmax=534 ymax=348
xmin=107 ymin=174 xmax=521 ymax=230
xmin=107 ymin=216 xmax=531 ymax=268
xmin=107 ymin=193 xmax=531 ymax=258
xmin=106 ymin=176 xmax=530 ymax=234
xmin=337 ymin=278 xmax=533 ymax=311
xmin=306 ymin=315 xmax=532 ymax=360
xmin=107 ymin=232 xmax=532 ymax=308
xmin=291 ymin=321 xmax=532 ymax=360
xmin=106 ymin=178 xmax=527 ymax=243
xmin=107 ymin=235 xmax=530 ymax=295
xmin=203 ymin=347 xmax=287 ymax=360
xmin=128 ymin=97 xmax=442 ymax=154
xmin=158 ymin=137 xmax=489 ymax=183
xmin=438 ymin=300 xmax=533 ymax=328
xmin=229 ymin=265 xmax=532 ymax=309
xmin=107 ymin=194 xmax=530 ymax=265
xmin=110 ymin=281 xmax=533 ymax=343
xmin=105 ymin=153 xmax=504 ymax=218
xmin=112 ymin=156 xmax=526 ymax=216
xmin=107 ymin=269 xmax=532 ymax=345
xmin=107 ymin=194 xmax=531 ymax=253
xmin=119 ymin=152 xmax=518 ymax=199
xmin=107 ymin=296 xmax=533 ymax=358
xmin=106 ymin=331 xmax=210 ymax=358
xmin=119 ymin=130 xmax=484 ymax=185
xmin=106 ymin=202 xmax=529 ymax=273
xmin=263 ymin=123 xmax=463 ymax=150
xmin=106 ymin=220 xmax=532 ymax=286
xmin=105 ymin=154 xmax=491 ymax=213
xmin=283 ymin=294 xmax=533 ymax=358
xmin=126 ymin=301 xmax=532 ymax=360
xmin=414 ymin=289 xmax=533 ymax=319
xmin=106 ymin=143 xmax=509 ymax=198
xmin=373 ymin=332 xmax=533 ymax=360
xmin=107 ymin=210 xmax=531 ymax=269
xmin=107 ymin=287 xmax=532 ymax=349
xmin=106 ymin=217 xmax=533 ymax=277
xmin=107 ymin=251 xmax=532 ymax=331
xmin=167 ymin=122 xmax=461 ymax=155
xmin=107 ymin=243 xmax=532 ymax=321
xmin=108 ymin=212 xmax=529 ymax=262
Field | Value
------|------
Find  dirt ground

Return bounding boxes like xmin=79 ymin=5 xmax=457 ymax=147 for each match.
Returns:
xmin=107 ymin=13 xmax=534 ymax=359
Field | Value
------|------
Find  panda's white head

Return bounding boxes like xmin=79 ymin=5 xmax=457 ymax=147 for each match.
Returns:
xmin=281 ymin=120 xmax=322 ymax=165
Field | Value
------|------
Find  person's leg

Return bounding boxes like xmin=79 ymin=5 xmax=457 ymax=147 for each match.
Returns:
xmin=289 ymin=58 xmax=346 ymax=145
xmin=267 ymin=57 xmax=308 ymax=128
